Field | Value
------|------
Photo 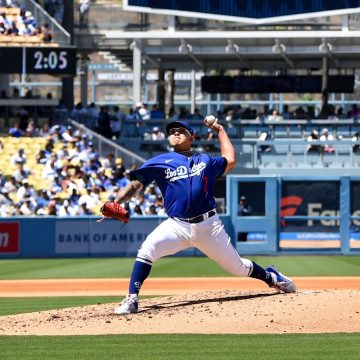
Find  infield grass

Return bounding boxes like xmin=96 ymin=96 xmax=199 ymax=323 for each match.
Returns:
xmin=0 ymin=256 xmax=359 ymax=279
xmin=0 ymin=333 xmax=359 ymax=360
xmin=0 ymin=296 xmax=120 ymax=316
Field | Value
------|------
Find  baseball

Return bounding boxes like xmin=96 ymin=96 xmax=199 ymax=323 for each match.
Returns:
xmin=205 ymin=115 xmax=216 ymax=126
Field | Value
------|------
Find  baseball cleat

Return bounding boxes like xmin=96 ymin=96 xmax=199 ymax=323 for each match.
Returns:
xmin=266 ymin=265 xmax=296 ymax=293
xmin=114 ymin=294 xmax=139 ymax=315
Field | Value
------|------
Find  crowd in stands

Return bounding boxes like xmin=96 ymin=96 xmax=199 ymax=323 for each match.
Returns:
xmin=0 ymin=1 xmax=53 ymax=42
xmin=67 ymin=100 xmax=360 ymax=152
xmin=0 ymin=123 xmax=166 ymax=217
xmin=2 ymin=95 xmax=360 ymax=217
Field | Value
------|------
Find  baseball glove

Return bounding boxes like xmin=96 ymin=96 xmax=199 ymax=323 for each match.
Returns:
xmin=97 ymin=202 xmax=130 ymax=223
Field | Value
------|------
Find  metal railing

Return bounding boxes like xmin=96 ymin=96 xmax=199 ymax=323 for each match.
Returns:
xmin=23 ymin=0 xmax=71 ymax=45
xmin=69 ymin=119 xmax=146 ymax=169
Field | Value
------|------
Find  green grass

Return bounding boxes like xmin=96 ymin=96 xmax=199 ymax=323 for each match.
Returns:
xmin=0 ymin=334 xmax=359 ymax=360
xmin=0 ymin=296 xmax=121 ymax=316
xmin=0 ymin=256 xmax=359 ymax=279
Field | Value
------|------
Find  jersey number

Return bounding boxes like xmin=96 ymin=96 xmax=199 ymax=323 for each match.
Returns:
xmin=203 ymin=176 xmax=208 ymax=192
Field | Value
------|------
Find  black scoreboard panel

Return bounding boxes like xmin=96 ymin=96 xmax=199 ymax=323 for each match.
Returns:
xmin=0 ymin=48 xmax=23 ymax=73
xmin=0 ymin=47 xmax=76 ymax=75
xmin=126 ymin=0 xmax=360 ymax=19
xmin=202 ymin=75 xmax=355 ymax=93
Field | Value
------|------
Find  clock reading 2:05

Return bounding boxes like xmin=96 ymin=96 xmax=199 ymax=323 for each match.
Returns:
xmin=26 ymin=48 xmax=76 ymax=75
xmin=34 ymin=50 xmax=67 ymax=70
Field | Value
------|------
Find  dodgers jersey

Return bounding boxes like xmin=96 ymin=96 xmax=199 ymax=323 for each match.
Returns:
xmin=130 ymin=152 xmax=227 ymax=218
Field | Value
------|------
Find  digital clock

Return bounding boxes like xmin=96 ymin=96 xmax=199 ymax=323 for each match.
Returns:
xmin=26 ymin=48 xmax=76 ymax=75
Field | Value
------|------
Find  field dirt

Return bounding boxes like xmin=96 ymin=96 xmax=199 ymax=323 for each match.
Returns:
xmin=0 ymin=277 xmax=359 ymax=335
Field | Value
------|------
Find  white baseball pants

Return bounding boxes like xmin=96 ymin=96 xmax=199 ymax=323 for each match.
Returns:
xmin=137 ymin=214 xmax=252 ymax=277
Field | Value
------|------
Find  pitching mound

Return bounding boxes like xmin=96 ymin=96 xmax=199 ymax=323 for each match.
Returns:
xmin=1 ymin=289 xmax=359 ymax=335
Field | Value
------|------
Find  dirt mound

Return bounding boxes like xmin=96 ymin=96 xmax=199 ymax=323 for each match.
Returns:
xmin=1 ymin=289 xmax=359 ymax=335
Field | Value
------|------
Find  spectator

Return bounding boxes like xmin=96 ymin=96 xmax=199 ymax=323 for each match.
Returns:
xmin=0 ymin=20 xmax=6 ymax=35
xmin=11 ymin=148 xmax=27 ymax=165
xmin=41 ymin=23 xmax=52 ymax=42
xmin=25 ymin=120 xmax=39 ymax=137
xmin=78 ymin=202 xmax=91 ymax=215
xmin=306 ymin=129 xmax=323 ymax=153
xmin=101 ymin=153 xmax=115 ymax=169
xmin=0 ymin=170 xmax=6 ymax=188
xmin=19 ymin=197 xmax=35 ymax=215
xmin=350 ymin=104 xmax=360 ymax=119
xmin=150 ymin=127 xmax=165 ymax=140
xmin=191 ymin=108 xmax=203 ymax=120
xmin=9 ymin=121 xmax=24 ymax=137
xmin=1 ymin=176 xmax=17 ymax=198
xmin=335 ymin=107 xmax=347 ymax=120
xmin=78 ymin=187 xmax=98 ymax=212
xmin=0 ymin=11 xmax=11 ymax=32
xmin=352 ymin=132 xmax=360 ymax=153
xmin=133 ymin=204 xmax=143 ymax=215
xmin=147 ymin=204 xmax=157 ymax=215
xmin=35 ymin=189 xmax=50 ymax=208
xmin=267 ymin=109 xmax=283 ymax=122
xmin=150 ymin=104 xmax=165 ymax=119
xmin=294 ymin=106 xmax=306 ymax=119
xmin=47 ymin=200 xmax=58 ymax=215
xmin=58 ymin=199 xmax=77 ymax=216
xmin=320 ymin=128 xmax=335 ymax=154
xmin=62 ymin=126 xmax=79 ymax=143
xmin=258 ymin=131 xmax=272 ymax=153
xmin=79 ymin=0 xmax=89 ymax=27
xmin=281 ymin=105 xmax=292 ymax=120
xmin=238 ymin=196 xmax=252 ymax=242
xmin=85 ymin=102 xmax=98 ymax=130
xmin=139 ymin=103 xmax=150 ymax=120
xmin=7 ymin=20 xmax=19 ymax=35
xmin=70 ymin=102 xmax=85 ymax=120
xmin=111 ymin=106 xmax=123 ymax=139
xmin=13 ymin=161 xmax=32 ymax=183
xmin=67 ymin=188 xmax=80 ymax=206
xmin=39 ymin=122 xmax=50 ymax=137
xmin=98 ymin=106 xmax=112 ymax=138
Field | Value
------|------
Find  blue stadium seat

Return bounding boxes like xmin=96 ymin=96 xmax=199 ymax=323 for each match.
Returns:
xmin=336 ymin=125 xmax=351 ymax=138
xmin=305 ymin=152 xmax=322 ymax=167
xmin=274 ymin=126 xmax=288 ymax=138
xmin=242 ymin=125 xmax=258 ymax=138
xmin=289 ymin=125 xmax=303 ymax=138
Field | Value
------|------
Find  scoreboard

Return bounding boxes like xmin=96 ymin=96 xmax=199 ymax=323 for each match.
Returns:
xmin=0 ymin=47 xmax=76 ymax=75
xmin=124 ymin=0 xmax=360 ymax=21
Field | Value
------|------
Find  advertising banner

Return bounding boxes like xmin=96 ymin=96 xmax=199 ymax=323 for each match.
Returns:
xmin=281 ymin=181 xmax=340 ymax=231
xmin=0 ymin=223 xmax=19 ymax=254
xmin=55 ymin=219 xmax=157 ymax=255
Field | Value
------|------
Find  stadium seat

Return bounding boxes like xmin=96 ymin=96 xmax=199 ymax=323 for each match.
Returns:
xmin=274 ymin=126 xmax=288 ymax=138
xmin=305 ymin=152 xmax=322 ymax=167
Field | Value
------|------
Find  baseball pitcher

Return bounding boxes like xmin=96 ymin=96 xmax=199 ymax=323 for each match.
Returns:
xmin=99 ymin=117 xmax=296 ymax=314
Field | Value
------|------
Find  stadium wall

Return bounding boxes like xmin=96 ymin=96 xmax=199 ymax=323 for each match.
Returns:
xmin=1 ymin=175 xmax=360 ymax=258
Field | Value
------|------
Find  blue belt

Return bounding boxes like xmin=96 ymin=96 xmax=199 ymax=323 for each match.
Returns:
xmin=174 ymin=210 xmax=216 ymax=224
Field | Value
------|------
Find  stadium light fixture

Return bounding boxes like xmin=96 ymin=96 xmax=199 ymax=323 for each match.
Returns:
xmin=319 ymin=38 xmax=339 ymax=66
xmin=225 ymin=40 xmax=248 ymax=67
xmin=178 ymin=39 xmax=203 ymax=69
xmin=272 ymin=39 xmax=294 ymax=68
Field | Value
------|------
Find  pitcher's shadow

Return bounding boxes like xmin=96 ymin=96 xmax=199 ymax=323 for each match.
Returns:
xmin=140 ymin=291 xmax=279 ymax=313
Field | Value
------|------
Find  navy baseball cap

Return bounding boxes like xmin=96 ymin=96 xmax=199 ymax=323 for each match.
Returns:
xmin=166 ymin=120 xmax=194 ymax=135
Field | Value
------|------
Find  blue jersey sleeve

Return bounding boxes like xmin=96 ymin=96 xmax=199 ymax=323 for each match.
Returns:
xmin=129 ymin=157 xmax=164 ymax=187
xmin=210 ymin=156 xmax=227 ymax=178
